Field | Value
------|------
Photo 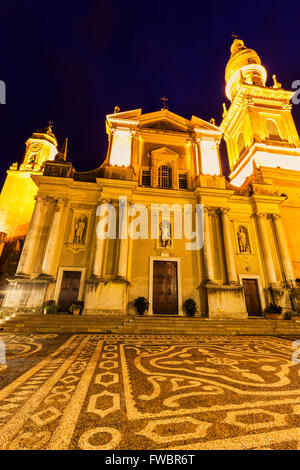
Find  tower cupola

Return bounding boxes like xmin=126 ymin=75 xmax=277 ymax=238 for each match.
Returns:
xmin=225 ymin=38 xmax=267 ymax=100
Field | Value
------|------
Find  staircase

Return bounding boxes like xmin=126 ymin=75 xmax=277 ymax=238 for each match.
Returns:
xmin=1 ymin=313 xmax=300 ymax=335
xmin=0 ymin=314 xmax=128 ymax=334
xmin=117 ymin=316 xmax=300 ymax=336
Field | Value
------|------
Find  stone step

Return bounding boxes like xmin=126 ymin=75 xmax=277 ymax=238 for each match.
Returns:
xmin=2 ymin=313 xmax=300 ymax=335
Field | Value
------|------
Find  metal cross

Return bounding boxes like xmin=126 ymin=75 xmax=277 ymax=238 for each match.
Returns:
xmin=231 ymin=31 xmax=238 ymax=39
xmin=161 ymin=96 xmax=168 ymax=109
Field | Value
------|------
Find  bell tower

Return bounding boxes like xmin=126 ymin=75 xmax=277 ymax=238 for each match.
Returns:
xmin=19 ymin=122 xmax=58 ymax=172
xmin=0 ymin=123 xmax=58 ymax=240
xmin=221 ymin=38 xmax=300 ymax=187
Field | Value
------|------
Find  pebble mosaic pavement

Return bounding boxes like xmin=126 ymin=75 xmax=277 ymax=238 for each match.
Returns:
xmin=0 ymin=333 xmax=300 ymax=450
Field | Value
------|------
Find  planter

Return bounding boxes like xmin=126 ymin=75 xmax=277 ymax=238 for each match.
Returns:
xmin=133 ymin=297 xmax=149 ymax=316
xmin=263 ymin=304 xmax=282 ymax=320
xmin=42 ymin=300 xmax=58 ymax=315
xmin=43 ymin=306 xmax=58 ymax=315
xmin=183 ymin=298 xmax=197 ymax=318
xmin=69 ymin=301 xmax=84 ymax=315
xmin=264 ymin=313 xmax=281 ymax=320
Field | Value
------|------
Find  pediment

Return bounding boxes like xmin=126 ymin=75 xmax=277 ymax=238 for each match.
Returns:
xmin=151 ymin=147 xmax=179 ymax=162
xmin=139 ymin=110 xmax=192 ymax=133
xmin=140 ymin=119 xmax=187 ymax=133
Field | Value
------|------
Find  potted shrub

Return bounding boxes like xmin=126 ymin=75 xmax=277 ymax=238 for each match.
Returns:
xmin=69 ymin=301 xmax=84 ymax=315
xmin=290 ymin=311 xmax=300 ymax=321
xmin=183 ymin=298 xmax=197 ymax=317
xmin=263 ymin=303 xmax=282 ymax=319
xmin=42 ymin=300 xmax=58 ymax=315
xmin=133 ymin=297 xmax=149 ymax=316
xmin=282 ymin=311 xmax=293 ymax=320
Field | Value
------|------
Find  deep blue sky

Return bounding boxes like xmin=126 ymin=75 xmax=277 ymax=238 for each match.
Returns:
xmin=0 ymin=0 xmax=299 ymax=186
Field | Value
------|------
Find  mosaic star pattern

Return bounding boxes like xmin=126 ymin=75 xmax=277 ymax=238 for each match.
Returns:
xmin=0 ymin=333 xmax=300 ymax=450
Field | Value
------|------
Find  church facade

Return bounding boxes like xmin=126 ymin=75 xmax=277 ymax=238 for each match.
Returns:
xmin=0 ymin=38 xmax=300 ymax=318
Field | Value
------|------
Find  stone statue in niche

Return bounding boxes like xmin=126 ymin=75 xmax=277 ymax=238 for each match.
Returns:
xmin=160 ymin=220 xmax=172 ymax=248
xmin=237 ymin=225 xmax=250 ymax=253
xmin=27 ymin=154 xmax=37 ymax=170
xmin=73 ymin=215 xmax=87 ymax=244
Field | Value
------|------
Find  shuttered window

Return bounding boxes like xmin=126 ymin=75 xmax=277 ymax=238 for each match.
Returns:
xmin=266 ymin=119 xmax=282 ymax=141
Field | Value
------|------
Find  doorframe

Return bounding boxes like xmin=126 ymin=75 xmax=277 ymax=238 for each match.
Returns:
xmin=238 ymin=274 xmax=266 ymax=315
xmin=54 ymin=267 xmax=86 ymax=304
xmin=148 ymin=256 xmax=183 ymax=316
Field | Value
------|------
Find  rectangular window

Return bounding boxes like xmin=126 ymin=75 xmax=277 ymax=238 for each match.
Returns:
xmin=141 ymin=169 xmax=151 ymax=187
xmin=158 ymin=165 xmax=171 ymax=188
xmin=178 ymin=173 xmax=188 ymax=189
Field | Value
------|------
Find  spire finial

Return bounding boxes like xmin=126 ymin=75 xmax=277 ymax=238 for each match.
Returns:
xmin=222 ymin=102 xmax=228 ymax=118
xmin=272 ymin=74 xmax=282 ymax=89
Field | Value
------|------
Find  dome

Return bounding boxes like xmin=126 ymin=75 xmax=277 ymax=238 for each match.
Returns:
xmin=225 ymin=38 xmax=267 ymax=101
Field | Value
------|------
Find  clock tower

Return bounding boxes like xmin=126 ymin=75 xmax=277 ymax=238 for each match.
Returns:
xmin=19 ymin=122 xmax=58 ymax=172
xmin=0 ymin=123 xmax=58 ymax=241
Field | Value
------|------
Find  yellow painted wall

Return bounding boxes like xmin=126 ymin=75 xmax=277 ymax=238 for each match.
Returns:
xmin=0 ymin=170 xmax=38 ymax=239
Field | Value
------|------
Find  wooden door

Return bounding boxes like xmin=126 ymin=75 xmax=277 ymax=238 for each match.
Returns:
xmin=242 ymin=279 xmax=262 ymax=316
xmin=153 ymin=261 xmax=178 ymax=315
xmin=58 ymin=271 xmax=81 ymax=312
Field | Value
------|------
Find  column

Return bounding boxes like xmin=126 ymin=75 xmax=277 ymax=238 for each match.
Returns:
xmin=92 ymin=202 xmax=108 ymax=278
xmin=220 ymin=208 xmax=238 ymax=285
xmin=16 ymin=196 xmax=47 ymax=276
xmin=117 ymin=198 xmax=128 ymax=279
xmin=272 ymin=214 xmax=295 ymax=286
xmin=41 ymin=198 xmax=65 ymax=276
xmin=202 ymin=208 xmax=216 ymax=283
xmin=130 ymin=129 xmax=138 ymax=167
xmin=256 ymin=213 xmax=278 ymax=286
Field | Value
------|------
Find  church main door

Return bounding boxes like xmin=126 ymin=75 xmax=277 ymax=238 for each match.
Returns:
xmin=58 ymin=271 xmax=81 ymax=312
xmin=153 ymin=261 xmax=178 ymax=315
xmin=242 ymin=278 xmax=262 ymax=316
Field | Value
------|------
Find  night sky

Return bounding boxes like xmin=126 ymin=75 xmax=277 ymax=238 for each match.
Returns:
xmin=0 ymin=0 xmax=300 ymax=187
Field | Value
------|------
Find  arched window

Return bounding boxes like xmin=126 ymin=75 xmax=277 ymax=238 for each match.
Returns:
xmin=237 ymin=132 xmax=246 ymax=157
xmin=158 ymin=165 xmax=172 ymax=188
xmin=266 ymin=119 xmax=281 ymax=141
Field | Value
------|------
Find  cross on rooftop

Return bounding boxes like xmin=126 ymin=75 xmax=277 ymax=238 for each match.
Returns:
xmin=161 ymin=96 xmax=168 ymax=110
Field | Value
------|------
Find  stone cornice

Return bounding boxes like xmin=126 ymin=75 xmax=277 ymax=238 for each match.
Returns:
xmin=221 ymin=84 xmax=294 ymax=135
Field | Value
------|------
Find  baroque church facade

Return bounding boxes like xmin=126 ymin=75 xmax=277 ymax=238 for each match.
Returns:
xmin=0 ymin=38 xmax=300 ymax=318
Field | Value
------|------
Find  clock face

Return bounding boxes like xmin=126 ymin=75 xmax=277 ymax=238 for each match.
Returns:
xmin=30 ymin=143 xmax=42 ymax=152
